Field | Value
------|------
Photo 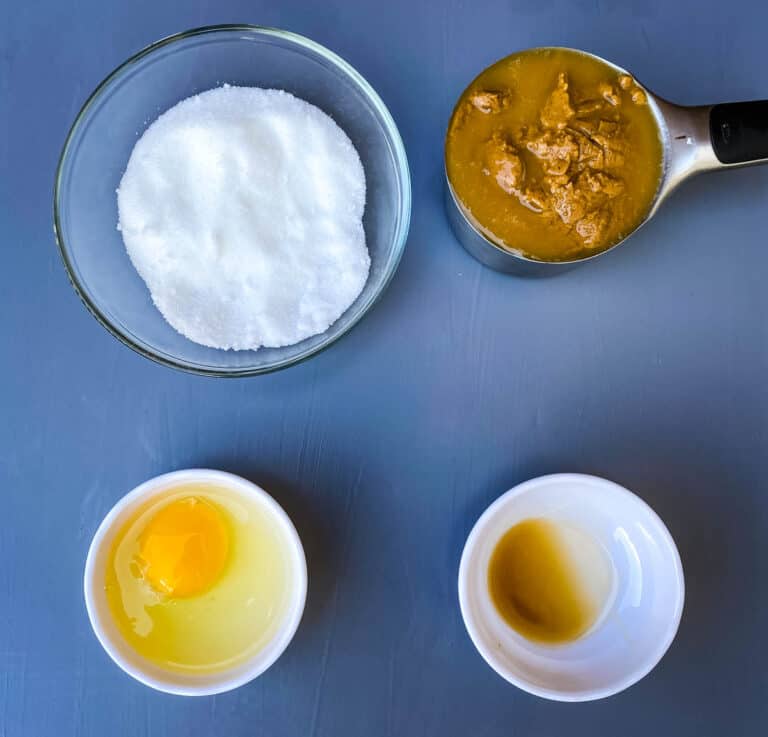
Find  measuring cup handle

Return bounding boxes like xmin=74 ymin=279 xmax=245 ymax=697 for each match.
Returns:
xmin=710 ymin=100 xmax=768 ymax=165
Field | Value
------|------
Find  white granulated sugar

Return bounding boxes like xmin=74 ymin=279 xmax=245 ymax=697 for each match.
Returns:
xmin=117 ymin=86 xmax=368 ymax=350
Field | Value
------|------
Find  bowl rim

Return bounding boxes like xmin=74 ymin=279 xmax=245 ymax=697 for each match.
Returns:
xmin=457 ymin=473 xmax=685 ymax=701
xmin=83 ymin=468 xmax=308 ymax=696
xmin=53 ymin=23 xmax=412 ymax=377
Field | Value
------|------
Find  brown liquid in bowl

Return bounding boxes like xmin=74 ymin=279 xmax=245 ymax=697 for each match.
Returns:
xmin=487 ymin=518 xmax=605 ymax=645
xmin=446 ymin=48 xmax=663 ymax=262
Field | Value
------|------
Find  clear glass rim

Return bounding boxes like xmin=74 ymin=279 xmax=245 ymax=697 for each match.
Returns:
xmin=53 ymin=24 xmax=412 ymax=377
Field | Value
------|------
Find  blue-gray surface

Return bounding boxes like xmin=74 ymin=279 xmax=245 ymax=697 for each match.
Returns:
xmin=2 ymin=0 xmax=768 ymax=735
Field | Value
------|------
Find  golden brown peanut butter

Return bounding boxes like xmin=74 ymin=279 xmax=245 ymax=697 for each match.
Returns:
xmin=446 ymin=49 xmax=663 ymax=261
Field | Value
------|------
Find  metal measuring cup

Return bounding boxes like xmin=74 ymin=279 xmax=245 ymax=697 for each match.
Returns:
xmin=444 ymin=47 xmax=768 ymax=276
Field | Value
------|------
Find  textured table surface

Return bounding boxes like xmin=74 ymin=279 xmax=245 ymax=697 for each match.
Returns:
xmin=2 ymin=1 xmax=768 ymax=735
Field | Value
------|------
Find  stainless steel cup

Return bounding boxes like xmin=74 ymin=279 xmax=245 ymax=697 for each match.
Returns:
xmin=445 ymin=48 xmax=768 ymax=276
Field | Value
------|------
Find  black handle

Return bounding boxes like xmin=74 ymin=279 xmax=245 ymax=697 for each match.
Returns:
xmin=710 ymin=100 xmax=768 ymax=165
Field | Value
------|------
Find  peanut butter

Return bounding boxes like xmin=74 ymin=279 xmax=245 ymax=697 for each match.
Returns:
xmin=446 ymin=48 xmax=663 ymax=261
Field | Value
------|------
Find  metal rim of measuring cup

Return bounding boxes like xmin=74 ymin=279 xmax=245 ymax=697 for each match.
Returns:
xmin=443 ymin=46 xmax=766 ymax=275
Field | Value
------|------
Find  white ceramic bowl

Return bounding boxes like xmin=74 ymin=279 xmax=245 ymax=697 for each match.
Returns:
xmin=458 ymin=474 xmax=684 ymax=701
xmin=84 ymin=469 xmax=307 ymax=696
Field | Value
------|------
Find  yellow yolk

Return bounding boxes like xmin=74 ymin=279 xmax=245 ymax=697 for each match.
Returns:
xmin=136 ymin=496 xmax=229 ymax=597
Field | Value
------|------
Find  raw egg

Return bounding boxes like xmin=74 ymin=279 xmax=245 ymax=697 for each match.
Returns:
xmin=137 ymin=496 xmax=229 ymax=598
xmin=105 ymin=483 xmax=294 ymax=674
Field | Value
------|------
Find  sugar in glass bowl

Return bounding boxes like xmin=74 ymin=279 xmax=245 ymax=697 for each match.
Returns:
xmin=54 ymin=25 xmax=411 ymax=376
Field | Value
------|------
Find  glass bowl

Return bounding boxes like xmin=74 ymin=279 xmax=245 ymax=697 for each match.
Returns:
xmin=54 ymin=25 xmax=411 ymax=376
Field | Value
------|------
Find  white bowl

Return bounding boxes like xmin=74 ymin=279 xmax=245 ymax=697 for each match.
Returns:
xmin=458 ymin=474 xmax=684 ymax=701
xmin=84 ymin=469 xmax=307 ymax=696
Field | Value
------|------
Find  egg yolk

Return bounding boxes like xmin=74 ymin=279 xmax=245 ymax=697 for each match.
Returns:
xmin=135 ymin=496 xmax=229 ymax=598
